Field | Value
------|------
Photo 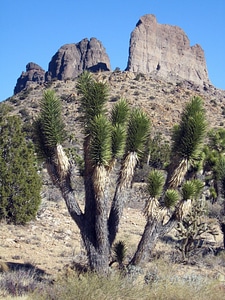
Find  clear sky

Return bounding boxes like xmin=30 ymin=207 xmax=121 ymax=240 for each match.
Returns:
xmin=1 ymin=0 xmax=225 ymax=101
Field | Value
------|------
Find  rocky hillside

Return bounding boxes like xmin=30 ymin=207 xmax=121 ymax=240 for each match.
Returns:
xmin=6 ymin=70 xmax=225 ymax=140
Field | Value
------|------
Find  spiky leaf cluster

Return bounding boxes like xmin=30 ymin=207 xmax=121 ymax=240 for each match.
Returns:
xmin=147 ymin=170 xmax=165 ymax=198
xmin=39 ymin=90 xmax=66 ymax=147
xmin=76 ymin=71 xmax=109 ymax=133
xmin=125 ymin=109 xmax=150 ymax=157
xmin=164 ymin=189 xmax=180 ymax=209
xmin=110 ymin=99 xmax=129 ymax=159
xmin=34 ymin=90 xmax=66 ymax=160
xmin=181 ymin=179 xmax=204 ymax=201
xmin=181 ymin=181 xmax=196 ymax=201
xmin=171 ymin=96 xmax=206 ymax=161
xmin=208 ymin=128 xmax=225 ymax=153
xmin=89 ymin=114 xmax=112 ymax=166
xmin=112 ymin=240 xmax=127 ymax=266
xmin=215 ymin=156 xmax=225 ymax=180
xmin=110 ymin=98 xmax=129 ymax=126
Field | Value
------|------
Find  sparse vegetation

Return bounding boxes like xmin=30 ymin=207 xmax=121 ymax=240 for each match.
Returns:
xmin=1 ymin=71 xmax=225 ymax=298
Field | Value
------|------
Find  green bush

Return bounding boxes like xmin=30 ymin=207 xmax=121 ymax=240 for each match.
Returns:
xmin=0 ymin=110 xmax=42 ymax=224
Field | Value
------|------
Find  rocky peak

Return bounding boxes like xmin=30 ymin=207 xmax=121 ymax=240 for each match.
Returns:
xmin=126 ymin=14 xmax=209 ymax=85
xmin=14 ymin=38 xmax=111 ymax=94
xmin=45 ymin=37 xmax=111 ymax=81
xmin=14 ymin=62 xmax=45 ymax=94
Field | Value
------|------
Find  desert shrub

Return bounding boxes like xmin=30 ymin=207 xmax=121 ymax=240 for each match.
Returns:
xmin=19 ymin=108 xmax=30 ymax=120
xmin=176 ymin=196 xmax=218 ymax=260
xmin=0 ymin=269 xmax=43 ymax=297
xmin=207 ymin=201 xmax=223 ymax=219
xmin=134 ymin=73 xmax=145 ymax=81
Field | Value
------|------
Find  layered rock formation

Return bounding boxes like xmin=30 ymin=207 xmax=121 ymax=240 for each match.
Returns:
xmin=14 ymin=62 xmax=45 ymax=94
xmin=126 ymin=14 xmax=209 ymax=85
xmin=45 ymin=38 xmax=111 ymax=81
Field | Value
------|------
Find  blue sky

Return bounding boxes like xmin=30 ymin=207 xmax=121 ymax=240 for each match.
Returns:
xmin=1 ymin=0 xmax=225 ymax=101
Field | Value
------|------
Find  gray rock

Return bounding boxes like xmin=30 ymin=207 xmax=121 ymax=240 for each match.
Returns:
xmin=126 ymin=14 xmax=209 ymax=85
xmin=46 ymin=37 xmax=111 ymax=81
xmin=14 ymin=62 xmax=45 ymax=94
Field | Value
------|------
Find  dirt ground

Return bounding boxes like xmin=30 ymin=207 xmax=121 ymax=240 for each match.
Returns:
xmin=0 ymin=194 xmax=146 ymax=275
xmin=0 ymin=188 xmax=224 ymax=282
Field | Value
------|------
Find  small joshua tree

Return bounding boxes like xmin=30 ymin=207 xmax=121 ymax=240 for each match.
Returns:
xmin=130 ymin=96 xmax=207 ymax=266
xmin=111 ymin=240 xmax=127 ymax=270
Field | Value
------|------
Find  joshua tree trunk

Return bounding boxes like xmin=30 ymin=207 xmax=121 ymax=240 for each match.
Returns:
xmin=50 ymin=158 xmax=110 ymax=274
xmin=108 ymin=152 xmax=139 ymax=246
xmin=130 ymin=213 xmax=177 ymax=266
xmin=130 ymin=218 xmax=159 ymax=266
xmin=62 ymin=182 xmax=109 ymax=273
xmin=220 ymin=223 xmax=225 ymax=249
xmin=81 ymin=229 xmax=110 ymax=273
xmin=108 ymin=186 xmax=126 ymax=246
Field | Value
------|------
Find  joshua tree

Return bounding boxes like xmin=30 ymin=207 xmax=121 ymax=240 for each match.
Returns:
xmin=130 ymin=96 xmax=207 ymax=265
xmin=34 ymin=72 xmax=150 ymax=273
xmin=34 ymin=74 xmax=207 ymax=271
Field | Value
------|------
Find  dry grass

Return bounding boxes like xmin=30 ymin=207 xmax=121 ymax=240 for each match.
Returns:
xmin=28 ymin=264 xmax=225 ymax=300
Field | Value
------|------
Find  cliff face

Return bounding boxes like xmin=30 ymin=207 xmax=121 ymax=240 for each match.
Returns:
xmin=126 ymin=14 xmax=209 ymax=85
xmin=45 ymin=37 xmax=111 ymax=81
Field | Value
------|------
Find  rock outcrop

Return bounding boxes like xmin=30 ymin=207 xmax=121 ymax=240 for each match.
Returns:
xmin=45 ymin=38 xmax=111 ymax=81
xmin=14 ymin=38 xmax=111 ymax=94
xmin=126 ymin=14 xmax=209 ymax=85
xmin=13 ymin=16 xmax=211 ymax=95
xmin=14 ymin=62 xmax=45 ymax=94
